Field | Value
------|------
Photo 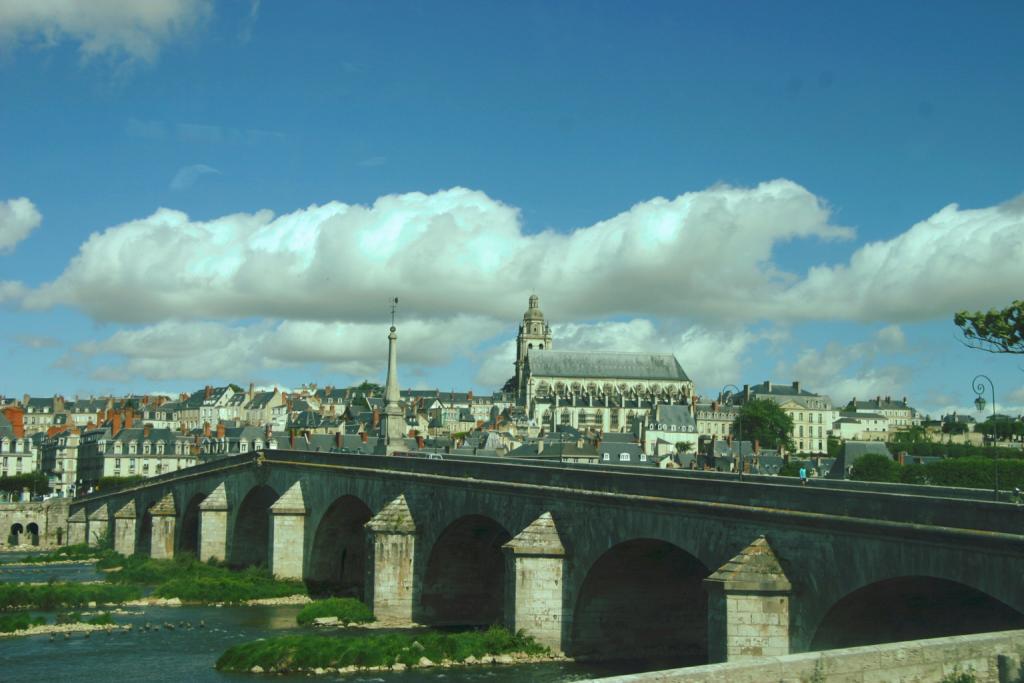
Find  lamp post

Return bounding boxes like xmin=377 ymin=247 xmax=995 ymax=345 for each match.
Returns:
xmin=971 ymin=374 xmax=998 ymax=501
xmin=722 ymin=384 xmax=742 ymax=479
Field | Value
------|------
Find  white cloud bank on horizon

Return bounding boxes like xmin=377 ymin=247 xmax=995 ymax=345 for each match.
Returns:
xmin=19 ymin=181 xmax=1024 ymax=328
xmin=0 ymin=0 xmax=210 ymax=62
xmin=0 ymin=197 xmax=41 ymax=252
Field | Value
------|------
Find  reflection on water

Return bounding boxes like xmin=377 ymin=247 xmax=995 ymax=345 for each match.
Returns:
xmin=0 ymin=552 xmax=676 ymax=683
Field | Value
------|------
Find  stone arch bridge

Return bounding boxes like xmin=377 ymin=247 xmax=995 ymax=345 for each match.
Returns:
xmin=69 ymin=451 xmax=1024 ymax=663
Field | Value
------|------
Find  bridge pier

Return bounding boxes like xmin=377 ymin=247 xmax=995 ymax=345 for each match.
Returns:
xmin=67 ymin=508 xmax=87 ymax=545
xmin=149 ymin=493 xmax=177 ymax=560
xmin=199 ymin=483 xmax=229 ymax=562
xmin=502 ymin=512 xmax=567 ymax=654
xmin=113 ymin=501 xmax=137 ymax=556
xmin=269 ymin=482 xmax=307 ymax=579
xmin=704 ymin=535 xmax=792 ymax=663
xmin=365 ymin=495 xmax=417 ymax=623
xmin=87 ymin=503 xmax=109 ymax=547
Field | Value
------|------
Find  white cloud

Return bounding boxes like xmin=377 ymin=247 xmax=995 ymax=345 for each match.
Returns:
xmin=14 ymin=334 xmax=60 ymax=349
xmin=778 ymin=195 xmax=1024 ymax=322
xmin=0 ymin=197 xmax=41 ymax=252
xmin=76 ymin=316 xmax=504 ymax=383
xmin=170 ymin=164 xmax=220 ymax=191
xmin=0 ymin=0 xmax=211 ymax=62
xmin=777 ymin=328 xmax=916 ymax=405
xmin=22 ymin=180 xmax=856 ymax=324
xmin=0 ymin=280 xmax=26 ymax=304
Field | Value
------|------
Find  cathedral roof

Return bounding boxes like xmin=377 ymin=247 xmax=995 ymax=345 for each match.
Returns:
xmin=527 ymin=350 xmax=690 ymax=382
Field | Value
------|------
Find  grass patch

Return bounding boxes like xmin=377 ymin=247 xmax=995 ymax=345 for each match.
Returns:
xmin=0 ymin=582 xmax=141 ymax=610
xmin=216 ymin=625 xmax=547 ymax=672
xmin=0 ymin=613 xmax=46 ymax=633
xmin=102 ymin=554 xmax=306 ymax=604
xmin=2 ymin=544 xmax=113 ymax=565
xmin=296 ymin=598 xmax=374 ymax=626
xmin=55 ymin=611 xmax=115 ymax=626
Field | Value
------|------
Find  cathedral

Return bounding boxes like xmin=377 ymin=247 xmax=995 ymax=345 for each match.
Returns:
xmin=514 ymin=295 xmax=694 ymax=433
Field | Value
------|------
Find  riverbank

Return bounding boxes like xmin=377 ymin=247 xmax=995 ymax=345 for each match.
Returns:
xmin=216 ymin=624 xmax=561 ymax=675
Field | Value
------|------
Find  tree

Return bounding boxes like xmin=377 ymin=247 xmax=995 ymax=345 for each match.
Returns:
xmin=849 ymin=452 xmax=901 ymax=482
xmin=954 ymin=299 xmax=1024 ymax=354
xmin=941 ymin=421 xmax=969 ymax=435
xmin=890 ymin=426 xmax=930 ymax=448
xmin=733 ymin=399 xmax=795 ymax=452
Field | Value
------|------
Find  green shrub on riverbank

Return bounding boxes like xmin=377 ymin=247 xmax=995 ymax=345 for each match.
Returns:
xmin=2 ymin=544 xmax=115 ymax=565
xmin=216 ymin=626 xmax=547 ymax=672
xmin=100 ymin=554 xmax=304 ymax=603
xmin=296 ymin=598 xmax=374 ymax=625
xmin=0 ymin=613 xmax=46 ymax=632
xmin=0 ymin=582 xmax=140 ymax=610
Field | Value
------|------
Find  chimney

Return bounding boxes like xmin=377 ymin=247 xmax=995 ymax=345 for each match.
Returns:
xmin=792 ymin=380 xmax=801 ymax=393
xmin=763 ymin=380 xmax=772 ymax=393
xmin=467 ymin=390 xmax=474 ymax=401
xmin=727 ymin=433 xmax=733 ymax=447
xmin=205 ymin=385 xmax=213 ymax=399
xmin=335 ymin=432 xmax=341 ymax=448
xmin=897 ymin=451 xmax=906 ymax=465
xmin=112 ymin=412 xmax=122 ymax=437
xmin=372 ymin=408 xmax=380 ymax=428
xmin=754 ymin=439 xmax=760 ymax=454
xmin=203 ymin=422 xmax=211 ymax=438
xmin=125 ymin=409 xmax=134 ymax=430
xmin=743 ymin=384 xmax=751 ymax=402
xmin=289 ymin=431 xmax=295 ymax=448
xmin=216 ymin=422 xmax=225 ymax=439
xmin=876 ymin=395 xmax=881 ymax=405
xmin=416 ymin=435 xmax=425 ymax=449
xmin=143 ymin=424 xmax=152 ymax=438
xmin=360 ymin=431 xmax=368 ymax=443
xmin=902 ymin=396 xmax=907 ymax=405
xmin=248 ymin=382 xmax=255 ymax=400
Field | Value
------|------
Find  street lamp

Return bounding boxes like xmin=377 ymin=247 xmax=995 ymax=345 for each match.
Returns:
xmin=722 ymin=384 xmax=742 ymax=479
xmin=971 ymin=374 xmax=998 ymax=501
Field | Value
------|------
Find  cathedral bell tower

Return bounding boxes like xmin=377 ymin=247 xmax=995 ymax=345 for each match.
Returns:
xmin=515 ymin=294 xmax=553 ymax=403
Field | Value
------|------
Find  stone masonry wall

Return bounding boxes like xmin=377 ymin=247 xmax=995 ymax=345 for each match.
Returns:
xmin=585 ymin=629 xmax=1024 ymax=683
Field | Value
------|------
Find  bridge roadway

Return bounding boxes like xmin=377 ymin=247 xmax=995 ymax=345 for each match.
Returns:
xmin=69 ymin=450 xmax=1024 ymax=663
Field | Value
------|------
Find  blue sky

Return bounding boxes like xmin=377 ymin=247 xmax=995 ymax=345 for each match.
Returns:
xmin=1 ymin=1 xmax=1022 ymax=417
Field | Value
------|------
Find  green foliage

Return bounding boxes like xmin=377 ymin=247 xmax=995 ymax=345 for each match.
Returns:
xmin=734 ymin=399 xmax=795 ymax=452
xmin=920 ymin=457 xmax=1024 ymax=490
xmin=941 ymin=421 xmax=969 ymax=435
xmin=849 ymin=452 xmax=901 ymax=482
xmin=101 ymin=554 xmax=305 ymax=603
xmin=888 ymin=441 xmax=1023 ymax=460
xmin=777 ymin=462 xmax=801 ymax=477
xmin=955 ymin=299 xmax=1024 ymax=354
xmin=216 ymin=625 xmax=547 ymax=672
xmin=975 ymin=416 xmax=1024 ymax=440
xmin=899 ymin=463 xmax=929 ymax=485
xmin=0 ymin=543 xmax=116 ymax=565
xmin=0 ymin=582 xmax=141 ymax=610
xmin=826 ymin=436 xmax=842 ymax=459
xmin=55 ymin=611 xmax=115 ymax=626
xmin=940 ymin=665 xmax=977 ymax=683
xmin=0 ymin=471 xmax=50 ymax=495
xmin=296 ymin=598 xmax=374 ymax=626
xmin=890 ymin=426 xmax=930 ymax=448
xmin=0 ymin=613 xmax=46 ymax=632
xmin=96 ymin=476 xmax=147 ymax=492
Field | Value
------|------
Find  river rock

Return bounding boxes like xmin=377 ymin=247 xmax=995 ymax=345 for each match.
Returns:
xmin=392 ymin=663 xmax=407 ymax=672
xmin=417 ymin=657 xmax=434 ymax=668
xmin=313 ymin=616 xmax=339 ymax=626
xmin=494 ymin=654 xmax=514 ymax=664
xmin=463 ymin=655 xmax=479 ymax=665
xmin=250 ymin=665 xmax=264 ymax=673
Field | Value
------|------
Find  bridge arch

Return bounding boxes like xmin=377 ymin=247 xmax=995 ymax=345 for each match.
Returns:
xmin=811 ymin=575 xmax=1024 ymax=651
xmin=9 ymin=522 xmax=24 ymax=545
xmin=26 ymin=522 xmax=39 ymax=545
xmin=571 ymin=538 xmax=710 ymax=663
xmin=177 ymin=492 xmax=206 ymax=558
xmin=308 ymin=495 xmax=373 ymax=596
xmin=420 ymin=514 xmax=511 ymax=626
xmin=230 ymin=484 xmax=278 ymax=568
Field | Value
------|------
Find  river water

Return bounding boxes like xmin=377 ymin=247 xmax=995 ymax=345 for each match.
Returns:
xmin=0 ymin=557 xmax=670 ymax=683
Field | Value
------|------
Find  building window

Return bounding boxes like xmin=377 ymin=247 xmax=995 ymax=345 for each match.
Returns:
xmin=619 ymin=453 xmax=630 ymax=462
xmin=602 ymin=452 xmax=610 ymax=462
xmin=639 ymin=453 xmax=647 ymax=462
